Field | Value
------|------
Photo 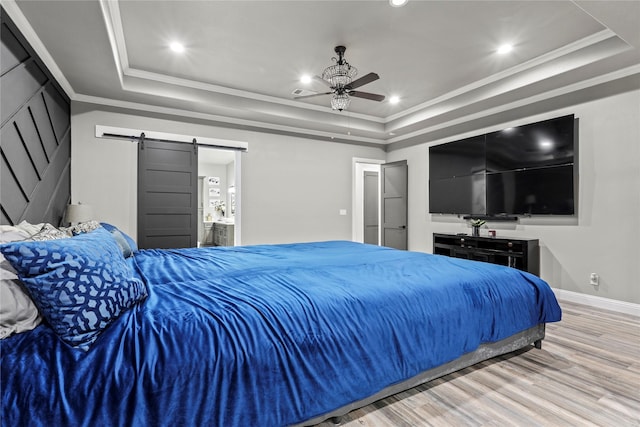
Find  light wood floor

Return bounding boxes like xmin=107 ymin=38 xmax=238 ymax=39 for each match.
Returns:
xmin=316 ymin=300 xmax=640 ymax=427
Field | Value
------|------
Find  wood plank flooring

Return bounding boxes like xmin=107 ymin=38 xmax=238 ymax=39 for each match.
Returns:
xmin=316 ymin=300 xmax=640 ymax=426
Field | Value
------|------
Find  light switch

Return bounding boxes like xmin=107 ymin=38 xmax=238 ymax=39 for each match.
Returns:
xmin=339 ymin=209 xmax=347 ymax=216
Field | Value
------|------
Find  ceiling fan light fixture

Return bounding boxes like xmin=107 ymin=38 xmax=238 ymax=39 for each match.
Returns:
xmin=322 ymin=63 xmax=358 ymax=87
xmin=331 ymin=93 xmax=351 ymax=111
xmin=293 ymin=46 xmax=383 ymax=112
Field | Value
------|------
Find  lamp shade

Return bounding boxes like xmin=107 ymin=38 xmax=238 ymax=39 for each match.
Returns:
xmin=65 ymin=204 xmax=93 ymax=224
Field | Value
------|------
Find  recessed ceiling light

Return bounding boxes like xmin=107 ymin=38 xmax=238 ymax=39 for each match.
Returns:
xmin=389 ymin=0 xmax=408 ymax=7
xmin=497 ymin=44 xmax=513 ymax=55
xmin=389 ymin=95 xmax=400 ymax=104
xmin=169 ymin=42 xmax=185 ymax=53
xmin=300 ymin=75 xmax=312 ymax=84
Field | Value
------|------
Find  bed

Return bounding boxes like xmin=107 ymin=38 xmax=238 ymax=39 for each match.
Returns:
xmin=0 ymin=224 xmax=561 ymax=427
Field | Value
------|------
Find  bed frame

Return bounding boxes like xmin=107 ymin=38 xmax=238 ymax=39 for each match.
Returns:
xmin=296 ymin=323 xmax=545 ymax=426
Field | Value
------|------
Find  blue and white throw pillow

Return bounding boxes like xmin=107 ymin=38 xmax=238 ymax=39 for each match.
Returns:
xmin=0 ymin=227 xmax=147 ymax=351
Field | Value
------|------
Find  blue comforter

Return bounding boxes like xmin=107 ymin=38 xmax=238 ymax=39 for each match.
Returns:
xmin=1 ymin=241 xmax=561 ymax=426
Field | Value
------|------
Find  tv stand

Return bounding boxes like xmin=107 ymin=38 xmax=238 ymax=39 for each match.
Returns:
xmin=433 ymin=233 xmax=539 ymax=275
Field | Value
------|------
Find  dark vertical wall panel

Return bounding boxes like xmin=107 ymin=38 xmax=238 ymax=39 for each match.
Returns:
xmin=0 ymin=59 xmax=47 ymax=125
xmin=1 ymin=123 xmax=40 ymax=195
xmin=1 ymin=153 xmax=29 ymax=220
xmin=13 ymin=107 xmax=48 ymax=175
xmin=0 ymin=9 xmax=70 ymax=226
xmin=43 ymin=83 xmax=70 ymax=141
xmin=29 ymin=93 xmax=59 ymax=159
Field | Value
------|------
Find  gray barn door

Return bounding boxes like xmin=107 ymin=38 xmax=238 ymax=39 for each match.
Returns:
xmin=363 ymin=171 xmax=379 ymax=245
xmin=138 ymin=139 xmax=197 ymax=249
xmin=381 ymin=160 xmax=408 ymax=250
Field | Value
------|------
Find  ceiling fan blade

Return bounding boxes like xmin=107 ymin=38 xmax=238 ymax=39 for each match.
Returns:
xmin=295 ymin=91 xmax=332 ymax=100
xmin=349 ymin=91 xmax=385 ymax=102
xmin=313 ymin=75 xmax=332 ymax=87
xmin=348 ymin=72 xmax=379 ymax=90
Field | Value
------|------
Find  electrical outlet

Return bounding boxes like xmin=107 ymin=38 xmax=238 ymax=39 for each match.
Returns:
xmin=589 ymin=273 xmax=599 ymax=287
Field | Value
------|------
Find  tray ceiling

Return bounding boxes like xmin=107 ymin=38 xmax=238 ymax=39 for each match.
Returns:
xmin=6 ymin=0 xmax=640 ymax=146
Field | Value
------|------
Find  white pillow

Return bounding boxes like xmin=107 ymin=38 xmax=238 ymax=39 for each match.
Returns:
xmin=14 ymin=220 xmax=43 ymax=236
xmin=0 ymin=226 xmax=42 ymax=339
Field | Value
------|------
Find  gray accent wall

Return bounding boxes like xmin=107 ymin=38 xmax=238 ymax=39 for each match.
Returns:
xmin=0 ymin=10 xmax=71 ymax=226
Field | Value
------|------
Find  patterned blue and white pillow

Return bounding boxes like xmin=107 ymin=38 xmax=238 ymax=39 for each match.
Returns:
xmin=0 ymin=227 xmax=147 ymax=351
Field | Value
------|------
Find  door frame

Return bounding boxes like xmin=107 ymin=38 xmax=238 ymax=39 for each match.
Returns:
xmin=352 ymin=157 xmax=384 ymax=244
xmin=232 ymin=150 xmax=242 ymax=245
xmin=197 ymin=147 xmax=243 ymax=246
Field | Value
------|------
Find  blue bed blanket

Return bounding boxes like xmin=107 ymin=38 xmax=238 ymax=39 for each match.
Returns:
xmin=1 ymin=241 xmax=561 ymax=426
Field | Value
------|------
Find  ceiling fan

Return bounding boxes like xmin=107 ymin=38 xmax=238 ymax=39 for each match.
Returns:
xmin=295 ymin=46 xmax=385 ymax=111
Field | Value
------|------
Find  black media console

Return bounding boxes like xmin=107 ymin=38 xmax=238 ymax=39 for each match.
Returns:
xmin=433 ymin=233 xmax=539 ymax=275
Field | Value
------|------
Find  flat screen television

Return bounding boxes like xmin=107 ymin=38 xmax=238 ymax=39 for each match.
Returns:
xmin=429 ymin=175 xmax=486 ymax=215
xmin=485 ymin=115 xmax=575 ymax=172
xmin=429 ymin=135 xmax=485 ymax=179
xmin=428 ymin=114 xmax=576 ymax=216
xmin=486 ymin=165 xmax=574 ymax=215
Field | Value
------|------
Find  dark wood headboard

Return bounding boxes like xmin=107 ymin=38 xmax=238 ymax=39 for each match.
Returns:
xmin=1 ymin=8 xmax=71 ymax=226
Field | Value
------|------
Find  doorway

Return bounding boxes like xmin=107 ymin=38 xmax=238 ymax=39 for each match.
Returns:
xmin=352 ymin=158 xmax=384 ymax=244
xmin=198 ymin=147 xmax=240 ymax=247
xmin=352 ymin=158 xmax=408 ymax=249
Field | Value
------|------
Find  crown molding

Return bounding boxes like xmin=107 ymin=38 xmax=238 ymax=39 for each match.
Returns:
xmin=74 ymin=94 xmax=388 ymax=146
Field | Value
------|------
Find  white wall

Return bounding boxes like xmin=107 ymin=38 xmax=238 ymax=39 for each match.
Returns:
xmin=240 ymin=132 xmax=387 ymax=244
xmin=387 ymin=89 xmax=640 ymax=304
xmin=70 ymin=102 xmax=386 ymax=246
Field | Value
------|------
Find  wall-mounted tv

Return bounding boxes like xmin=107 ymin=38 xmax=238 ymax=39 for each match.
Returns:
xmin=429 ymin=114 xmax=576 ymax=216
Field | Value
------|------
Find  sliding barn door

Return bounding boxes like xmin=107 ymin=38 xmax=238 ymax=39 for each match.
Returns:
xmin=138 ymin=139 xmax=197 ymax=249
xmin=381 ymin=160 xmax=408 ymax=250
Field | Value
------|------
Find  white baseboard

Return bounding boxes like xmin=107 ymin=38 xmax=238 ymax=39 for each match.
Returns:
xmin=552 ymin=288 xmax=640 ymax=317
